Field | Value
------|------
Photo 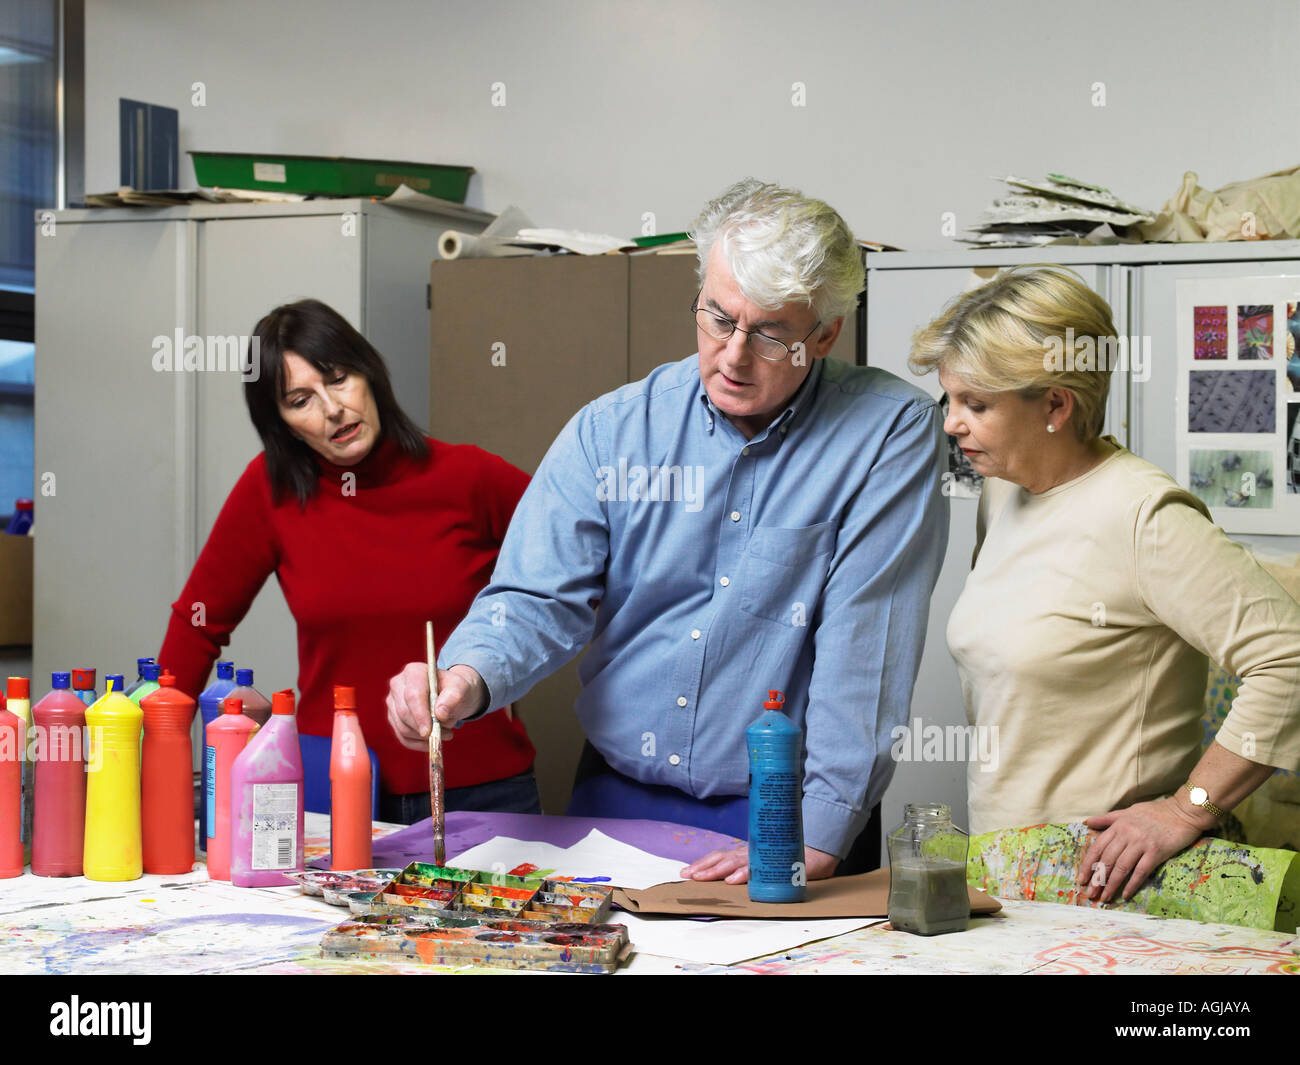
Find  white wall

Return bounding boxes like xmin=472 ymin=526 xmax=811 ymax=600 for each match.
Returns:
xmin=86 ymin=0 xmax=1300 ymax=251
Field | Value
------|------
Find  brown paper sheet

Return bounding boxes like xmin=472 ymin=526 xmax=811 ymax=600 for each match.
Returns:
xmin=613 ymin=867 xmax=1002 ymax=919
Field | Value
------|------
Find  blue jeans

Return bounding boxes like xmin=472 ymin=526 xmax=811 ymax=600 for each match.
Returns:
xmin=378 ymin=768 xmax=542 ymax=825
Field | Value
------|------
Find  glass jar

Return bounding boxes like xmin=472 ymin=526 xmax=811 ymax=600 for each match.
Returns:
xmin=886 ymin=802 xmax=970 ymax=936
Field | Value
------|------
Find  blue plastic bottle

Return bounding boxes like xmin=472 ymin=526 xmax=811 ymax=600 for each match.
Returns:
xmin=4 ymin=499 xmax=33 ymax=535
xmin=198 ymin=661 xmax=237 ymax=847
xmin=746 ymin=689 xmax=807 ymax=903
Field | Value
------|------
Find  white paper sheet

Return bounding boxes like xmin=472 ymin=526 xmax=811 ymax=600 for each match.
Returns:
xmin=447 ymin=829 xmax=686 ymax=890
xmin=616 ymin=911 xmax=879 ymax=967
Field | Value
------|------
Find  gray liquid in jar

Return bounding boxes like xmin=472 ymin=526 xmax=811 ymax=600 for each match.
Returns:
xmin=888 ymin=858 xmax=969 ymax=935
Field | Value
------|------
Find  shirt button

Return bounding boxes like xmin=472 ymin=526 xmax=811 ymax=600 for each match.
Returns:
xmin=669 ymin=754 xmax=681 ymax=766
xmin=719 ymin=576 xmax=730 ymax=587
xmin=730 ymin=511 xmax=741 ymax=522
xmin=742 ymin=447 xmax=750 ymax=456
xmin=780 ymin=426 xmax=789 ymax=434
xmin=676 ymin=696 xmax=687 ymax=707
xmin=691 ymin=629 xmax=701 ymax=640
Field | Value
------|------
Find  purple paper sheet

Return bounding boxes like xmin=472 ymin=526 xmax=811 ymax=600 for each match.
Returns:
xmin=310 ymin=811 xmax=741 ymax=871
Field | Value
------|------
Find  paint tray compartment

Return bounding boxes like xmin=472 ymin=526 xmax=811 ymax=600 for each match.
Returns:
xmin=366 ymin=863 xmax=615 ymax=925
xmin=283 ymin=869 xmax=402 ymax=908
xmin=319 ymin=913 xmax=632 ymax=974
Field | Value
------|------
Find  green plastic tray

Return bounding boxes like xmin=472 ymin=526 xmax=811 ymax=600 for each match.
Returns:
xmin=188 ymin=151 xmax=474 ymax=201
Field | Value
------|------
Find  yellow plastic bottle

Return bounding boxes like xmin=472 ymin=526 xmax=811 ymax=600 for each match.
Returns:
xmin=84 ymin=674 xmax=143 ymax=881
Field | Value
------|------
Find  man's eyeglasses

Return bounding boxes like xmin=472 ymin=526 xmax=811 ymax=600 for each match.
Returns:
xmin=690 ymin=291 xmax=820 ymax=363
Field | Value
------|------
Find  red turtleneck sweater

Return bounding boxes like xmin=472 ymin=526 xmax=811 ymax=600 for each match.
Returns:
xmin=159 ymin=436 xmax=535 ymax=793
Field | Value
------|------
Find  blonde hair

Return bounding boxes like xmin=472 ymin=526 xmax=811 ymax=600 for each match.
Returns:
xmin=689 ymin=178 xmax=864 ymax=321
xmin=908 ymin=266 xmax=1117 ymax=441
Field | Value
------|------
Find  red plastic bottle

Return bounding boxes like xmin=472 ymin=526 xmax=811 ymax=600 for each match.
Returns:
xmin=205 ymin=695 xmax=258 ymax=881
xmin=329 ymin=686 xmax=372 ymax=870
xmin=0 ymin=705 xmax=22 ymax=877
xmin=141 ymin=671 xmax=197 ymax=874
xmin=31 ymin=672 xmax=87 ymax=877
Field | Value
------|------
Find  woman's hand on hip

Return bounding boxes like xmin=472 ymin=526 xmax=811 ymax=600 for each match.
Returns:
xmin=386 ymin=662 xmax=488 ymax=751
xmin=1077 ymin=797 xmax=1210 ymax=902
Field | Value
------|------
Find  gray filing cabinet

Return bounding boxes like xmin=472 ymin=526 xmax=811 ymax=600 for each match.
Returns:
xmin=33 ymin=198 xmax=489 ymax=728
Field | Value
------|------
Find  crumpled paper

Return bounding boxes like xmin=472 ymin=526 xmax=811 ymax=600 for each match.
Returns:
xmin=1139 ymin=166 xmax=1300 ymax=242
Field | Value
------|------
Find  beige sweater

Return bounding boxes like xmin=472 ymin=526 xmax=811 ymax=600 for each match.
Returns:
xmin=949 ymin=441 xmax=1300 ymax=835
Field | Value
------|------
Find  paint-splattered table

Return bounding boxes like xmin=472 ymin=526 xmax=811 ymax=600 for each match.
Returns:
xmin=1 ymin=813 xmax=1295 ymax=975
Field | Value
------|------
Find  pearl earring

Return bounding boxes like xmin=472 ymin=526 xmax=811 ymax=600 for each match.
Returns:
xmin=1046 ymin=424 xmax=1056 ymax=433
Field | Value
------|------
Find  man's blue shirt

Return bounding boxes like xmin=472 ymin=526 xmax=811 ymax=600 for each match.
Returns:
xmin=440 ymin=354 xmax=949 ymax=855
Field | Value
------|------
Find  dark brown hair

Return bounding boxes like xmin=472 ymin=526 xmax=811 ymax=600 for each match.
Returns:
xmin=244 ymin=299 xmax=428 ymax=505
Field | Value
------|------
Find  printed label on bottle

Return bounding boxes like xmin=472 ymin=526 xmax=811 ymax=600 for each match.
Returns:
xmin=204 ymin=745 xmax=216 ymax=840
xmin=251 ymin=783 xmax=299 ymax=870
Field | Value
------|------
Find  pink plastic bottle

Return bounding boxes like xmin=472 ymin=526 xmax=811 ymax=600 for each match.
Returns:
xmin=204 ymin=696 xmax=258 ymax=881
xmin=230 ymin=689 xmax=305 ymax=887
xmin=31 ymin=672 xmax=87 ymax=877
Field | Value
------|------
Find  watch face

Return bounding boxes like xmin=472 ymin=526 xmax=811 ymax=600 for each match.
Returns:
xmin=1190 ymin=786 xmax=1208 ymax=806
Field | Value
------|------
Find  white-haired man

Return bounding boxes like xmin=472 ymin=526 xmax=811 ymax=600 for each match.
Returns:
xmin=387 ymin=179 xmax=948 ymax=880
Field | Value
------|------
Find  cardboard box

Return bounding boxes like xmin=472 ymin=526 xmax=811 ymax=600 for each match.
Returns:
xmin=0 ymin=534 xmax=33 ymax=646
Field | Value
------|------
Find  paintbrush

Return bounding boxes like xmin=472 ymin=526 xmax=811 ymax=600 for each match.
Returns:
xmin=426 ymin=620 xmax=446 ymax=867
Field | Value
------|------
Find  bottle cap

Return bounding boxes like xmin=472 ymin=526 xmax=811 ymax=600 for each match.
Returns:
xmin=333 ymin=686 xmax=355 ymax=710
xmin=7 ymin=677 xmax=29 ymax=700
xmin=272 ymin=689 xmax=295 ymax=716
xmin=137 ymin=657 xmax=155 ymax=675
xmin=223 ymin=696 xmax=244 ymax=715
xmin=51 ymin=672 xmax=71 ymax=689
xmin=216 ymin=661 xmax=235 ymax=680
xmin=764 ymin=689 xmax=785 ymax=710
xmin=14 ymin=499 xmax=32 ymax=511
xmin=105 ymin=674 xmax=125 ymax=693
xmin=72 ymin=668 xmax=96 ymax=689
xmin=142 ymin=663 xmax=161 ymax=682
xmin=235 ymin=668 xmax=254 ymax=686
xmin=158 ymin=670 xmax=176 ymax=688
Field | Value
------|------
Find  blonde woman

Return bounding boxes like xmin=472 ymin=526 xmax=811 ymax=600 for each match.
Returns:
xmin=909 ymin=266 xmax=1300 ymax=903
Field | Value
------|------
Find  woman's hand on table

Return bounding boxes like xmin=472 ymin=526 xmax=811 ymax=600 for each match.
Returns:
xmin=679 ymin=845 xmax=839 ymax=884
xmin=386 ymin=662 xmax=488 ymax=750
xmin=1077 ymin=797 xmax=1212 ymax=902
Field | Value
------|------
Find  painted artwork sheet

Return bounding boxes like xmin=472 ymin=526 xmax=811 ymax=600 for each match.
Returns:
xmin=968 ymin=822 xmax=1300 ymax=932
xmin=1176 ymin=276 xmax=1300 ymax=533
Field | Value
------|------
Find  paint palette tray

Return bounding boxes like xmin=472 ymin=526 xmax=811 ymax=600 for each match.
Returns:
xmin=285 ymin=869 xmax=403 ymax=908
xmin=366 ymin=862 xmax=616 ymax=925
xmin=319 ymin=912 xmax=632 ymax=974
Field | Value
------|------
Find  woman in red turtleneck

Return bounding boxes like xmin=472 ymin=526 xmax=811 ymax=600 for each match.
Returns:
xmin=159 ymin=298 xmax=538 ymax=822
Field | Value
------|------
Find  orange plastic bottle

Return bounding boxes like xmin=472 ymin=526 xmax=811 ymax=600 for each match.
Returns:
xmin=329 ymin=686 xmax=372 ymax=870
xmin=205 ymin=695 xmax=258 ymax=881
xmin=141 ymin=671 xmax=197 ymax=874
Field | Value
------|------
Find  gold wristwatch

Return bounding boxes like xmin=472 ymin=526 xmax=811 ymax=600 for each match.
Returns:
xmin=1184 ymin=783 xmax=1225 ymax=819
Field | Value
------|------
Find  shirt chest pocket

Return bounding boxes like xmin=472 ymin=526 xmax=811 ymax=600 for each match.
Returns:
xmin=739 ymin=521 xmax=837 ymax=627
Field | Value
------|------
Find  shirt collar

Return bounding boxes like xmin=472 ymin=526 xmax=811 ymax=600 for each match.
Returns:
xmin=696 ymin=358 xmax=825 ymax=439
